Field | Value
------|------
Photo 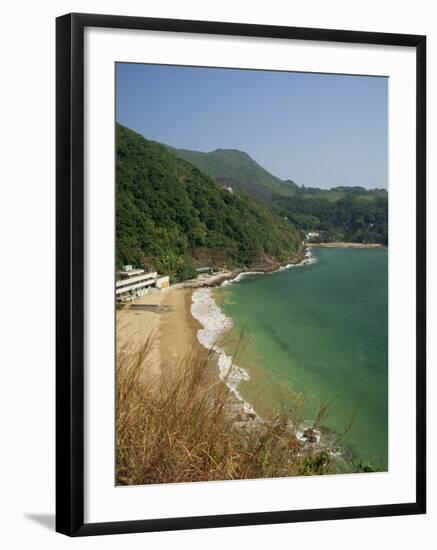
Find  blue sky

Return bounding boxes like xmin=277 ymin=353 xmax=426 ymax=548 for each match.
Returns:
xmin=116 ymin=63 xmax=388 ymax=189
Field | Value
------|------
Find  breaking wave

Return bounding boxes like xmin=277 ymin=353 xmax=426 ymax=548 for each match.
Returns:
xmin=191 ymin=288 xmax=256 ymax=416
xmin=221 ymin=248 xmax=317 ymax=287
xmin=191 ymin=250 xmax=317 ymax=418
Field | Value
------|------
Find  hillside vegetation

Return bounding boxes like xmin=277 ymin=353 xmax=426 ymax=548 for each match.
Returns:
xmin=165 ymin=145 xmax=299 ymax=198
xmin=298 ymin=185 xmax=387 ymax=203
xmin=116 ymin=124 xmax=301 ymax=280
xmin=273 ymin=192 xmax=388 ymax=244
xmin=163 ymin=142 xmax=388 ymax=245
xmin=116 ymin=331 xmax=374 ymax=485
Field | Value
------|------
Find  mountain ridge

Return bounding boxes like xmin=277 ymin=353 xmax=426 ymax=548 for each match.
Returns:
xmin=116 ymin=124 xmax=302 ymax=280
xmin=162 ymin=142 xmax=386 ymax=202
xmin=162 ymin=144 xmax=299 ymax=198
xmin=160 ymin=140 xmax=388 ymax=245
xmin=120 ymin=126 xmax=388 ymax=251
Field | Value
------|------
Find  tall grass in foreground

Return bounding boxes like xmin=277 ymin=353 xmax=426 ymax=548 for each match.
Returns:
xmin=116 ymin=331 xmax=351 ymax=485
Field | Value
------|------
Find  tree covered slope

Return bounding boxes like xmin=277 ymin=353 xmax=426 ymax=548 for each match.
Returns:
xmin=163 ymin=142 xmax=388 ymax=245
xmin=274 ymin=193 xmax=388 ymax=244
xmin=116 ymin=124 xmax=301 ymax=280
xmin=164 ymin=145 xmax=298 ymax=198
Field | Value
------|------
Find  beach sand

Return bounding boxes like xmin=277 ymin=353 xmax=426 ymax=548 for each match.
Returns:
xmin=159 ymin=288 xmax=203 ymax=370
xmin=116 ymin=288 xmax=202 ymax=379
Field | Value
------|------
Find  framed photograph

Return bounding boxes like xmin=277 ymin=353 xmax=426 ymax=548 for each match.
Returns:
xmin=56 ymin=13 xmax=426 ymax=536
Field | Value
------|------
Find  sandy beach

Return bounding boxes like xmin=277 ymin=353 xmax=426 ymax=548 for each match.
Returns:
xmin=117 ymin=288 xmax=203 ymax=379
xmin=159 ymin=288 xmax=203 ymax=370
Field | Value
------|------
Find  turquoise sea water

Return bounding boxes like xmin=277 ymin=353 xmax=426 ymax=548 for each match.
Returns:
xmin=218 ymin=248 xmax=388 ymax=470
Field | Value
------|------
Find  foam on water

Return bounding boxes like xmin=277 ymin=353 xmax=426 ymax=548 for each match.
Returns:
xmin=191 ymin=249 xmax=317 ymax=419
xmin=221 ymin=248 xmax=316 ymax=287
xmin=191 ymin=288 xmax=256 ymax=416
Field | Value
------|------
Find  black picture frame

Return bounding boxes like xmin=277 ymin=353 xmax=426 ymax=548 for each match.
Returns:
xmin=56 ymin=12 xmax=426 ymax=537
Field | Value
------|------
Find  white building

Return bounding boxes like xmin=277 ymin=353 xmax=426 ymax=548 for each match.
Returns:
xmin=305 ymin=231 xmax=320 ymax=241
xmin=156 ymin=276 xmax=170 ymax=290
xmin=117 ymin=265 xmax=145 ymax=279
xmin=116 ymin=266 xmax=169 ymax=302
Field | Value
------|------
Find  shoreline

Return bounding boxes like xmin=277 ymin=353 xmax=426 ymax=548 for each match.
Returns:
xmin=188 ymin=247 xmax=372 ymax=467
xmin=308 ymin=242 xmax=386 ymax=249
xmin=189 ymin=261 xmax=345 ymax=460
xmin=117 ymin=246 xmax=370 ymax=469
xmin=189 ymin=247 xmax=317 ymax=424
xmin=172 ymin=246 xmax=311 ymax=290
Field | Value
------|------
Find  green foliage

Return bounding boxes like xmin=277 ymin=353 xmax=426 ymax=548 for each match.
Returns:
xmin=162 ymin=144 xmax=388 ymax=245
xmin=164 ymin=144 xmax=298 ymax=197
xmin=300 ymin=451 xmax=331 ymax=476
xmin=274 ymin=193 xmax=388 ymax=245
xmin=116 ymin=125 xmax=301 ymax=280
xmin=299 ymin=185 xmax=387 ymax=202
xmin=175 ymin=259 xmax=197 ymax=283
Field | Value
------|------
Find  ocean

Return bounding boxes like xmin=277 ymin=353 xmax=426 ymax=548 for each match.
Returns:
xmin=191 ymin=247 xmax=388 ymax=471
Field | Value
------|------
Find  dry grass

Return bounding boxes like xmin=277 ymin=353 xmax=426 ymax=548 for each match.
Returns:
xmin=116 ymin=332 xmax=344 ymax=485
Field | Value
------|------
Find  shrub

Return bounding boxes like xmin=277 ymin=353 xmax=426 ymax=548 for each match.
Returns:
xmin=116 ymin=331 xmax=343 ymax=485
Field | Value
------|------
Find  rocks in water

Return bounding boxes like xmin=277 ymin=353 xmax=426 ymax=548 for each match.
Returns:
xmin=302 ymin=427 xmax=318 ymax=443
xmin=234 ymin=411 xmax=256 ymax=423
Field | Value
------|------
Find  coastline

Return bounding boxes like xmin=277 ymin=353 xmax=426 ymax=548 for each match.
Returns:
xmin=117 ymin=245 xmax=382 ymax=470
xmin=188 ymin=248 xmax=346 ymax=462
xmin=172 ymin=246 xmax=310 ymax=290
xmin=187 ymin=246 xmax=385 ymax=468
xmin=117 ymin=248 xmax=315 ymax=427
xmin=308 ymin=241 xmax=386 ymax=249
xmin=189 ymin=247 xmax=317 ymax=423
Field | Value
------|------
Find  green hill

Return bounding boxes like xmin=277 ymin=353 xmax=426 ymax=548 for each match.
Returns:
xmin=116 ymin=125 xmax=301 ymax=281
xmin=273 ymin=192 xmax=388 ymax=244
xmin=298 ymin=185 xmax=387 ymax=203
xmin=163 ymin=143 xmax=388 ymax=244
xmin=164 ymin=144 xmax=386 ymax=206
xmin=164 ymin=145 xmax=298 ymax=198
xmin=274 ymin=185 xmax=388 ymax=244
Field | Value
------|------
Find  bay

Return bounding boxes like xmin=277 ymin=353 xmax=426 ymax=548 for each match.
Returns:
xmin=217 ymin=247 xmax=388 ymax=470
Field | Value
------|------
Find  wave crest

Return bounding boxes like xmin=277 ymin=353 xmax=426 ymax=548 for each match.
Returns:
xmin=191 ymin=288 xmax=256 ymax=415
xmin=221 ymin=248 xmax=317 ymax=287
xmin=191 ymin=249 xmax=317 ymax=418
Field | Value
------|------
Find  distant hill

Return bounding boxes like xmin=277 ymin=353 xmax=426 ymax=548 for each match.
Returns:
xmin=298 ymin=185 xmax=388 ymax=203
xmin=164 ymin=145 xmax=299 ymax=198
xmin=273 ymin=191 xmax=388 ymax=244
xmin=164 ymin=144 xmax=386 ymax=206
xmin=131 ymin=133 xmax=387 ymax=247
xmin=116 ymin=125 xmax=301 ymax=280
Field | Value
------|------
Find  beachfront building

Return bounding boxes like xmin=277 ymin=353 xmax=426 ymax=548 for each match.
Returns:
xmin=196 ymin=266 xmax=213 ymax=274
xmin=117 ymin=265 xmax=146 ymax=279
xmin=156 ymin=275 xmax=170 ymax=289
xmin=305 ymin=231 xmax=320 ymax=241
xmin=116 ymin=266 xmax=169 ymax=302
